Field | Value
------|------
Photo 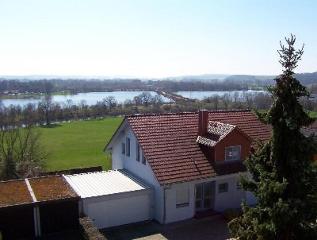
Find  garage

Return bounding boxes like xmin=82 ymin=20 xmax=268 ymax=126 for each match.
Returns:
xmin=64 ymin=170 xmax=153 ymax=229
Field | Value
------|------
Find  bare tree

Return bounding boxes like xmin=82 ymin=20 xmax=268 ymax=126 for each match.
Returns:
xmin=103 ymin=96 xmax=117 ymax=112
xmin=0 ymin=125 xmax=45 ymax=180
xmin=39 ymin=81 xmax=54 ymax=126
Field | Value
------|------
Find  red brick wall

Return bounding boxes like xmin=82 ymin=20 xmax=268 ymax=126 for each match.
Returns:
xmin=214 ymin=129 xmax=251 ymax=162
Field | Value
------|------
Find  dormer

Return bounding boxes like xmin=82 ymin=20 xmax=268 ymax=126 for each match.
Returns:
xmin=196 ymin=110 xmax=252 ymax=163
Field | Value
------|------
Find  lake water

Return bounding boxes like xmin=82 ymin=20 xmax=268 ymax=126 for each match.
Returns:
xmin=0 ymin=90 xmax=269 ymax=108
xmin=175 ymin=90 xmax=267 ymax=100
xmin=1 ymin=91 xmax=170 ymax=108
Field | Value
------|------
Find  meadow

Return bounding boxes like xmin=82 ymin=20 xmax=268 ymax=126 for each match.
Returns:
xmin=38 ymin=111 xmax=316 ymax=172
xmin=38 ymin=117 xmax=123 ymax=171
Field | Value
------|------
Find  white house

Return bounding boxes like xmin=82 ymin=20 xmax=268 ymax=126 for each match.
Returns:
xmin=105 ymin=110 xmax=271 ymax=224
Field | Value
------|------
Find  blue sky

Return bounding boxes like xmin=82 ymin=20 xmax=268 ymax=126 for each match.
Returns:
xmin=0 ymin=0 xmax=316 ymax=77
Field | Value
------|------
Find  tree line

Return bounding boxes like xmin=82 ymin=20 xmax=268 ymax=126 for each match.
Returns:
xmin=1 ymin=90 xmax=316 ymax=128
xmin=0 ymin=78 xmax=260 ymax=96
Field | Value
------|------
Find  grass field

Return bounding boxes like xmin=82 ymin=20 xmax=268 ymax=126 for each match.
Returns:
xmin=38 ymin=117 xmax=123 ymax=171
xmin=310 ymin=111 xmax=317 ymax=119
xmin=37 ymin=110 xmax=316 ymax=172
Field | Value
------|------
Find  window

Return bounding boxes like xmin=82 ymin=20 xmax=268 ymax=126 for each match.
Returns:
xmin=218 ymin=183 xmax=228 ymax=193
xmin=136 ymin=142 xmax=140 ymax=161
xmin=121 ymin=142 xmax=125 ymax=155
xmin=126 ymin=137 xmax=130 ymax=157
xmin=176 ymin=186 xmax=189 ymax=208
xmin=142 ymin=154 xmax=146 ymax=165
xmin=225 ymin=145 xmax=241 ymax=161
xmin=236 ymin=181 xmax=242 ymax=191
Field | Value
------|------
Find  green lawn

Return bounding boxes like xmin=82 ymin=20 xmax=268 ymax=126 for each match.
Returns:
xmin=310 ymin=111 xmax=317 ymax=119
xmin=38 ymin=117 xmax=123 ymax=171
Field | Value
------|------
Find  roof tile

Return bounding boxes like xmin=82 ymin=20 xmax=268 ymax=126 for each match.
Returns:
xmin=127 ymin=110 xmax=271 ymax=185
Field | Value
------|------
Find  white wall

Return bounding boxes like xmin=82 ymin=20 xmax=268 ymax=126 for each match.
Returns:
xmin=164 ymin=182 xmax=195 ymax=223
xmin=109 ymin=123 xmax=164 ymax=223
xmin=82 ymin=191 xmax=151 ymax=229
xmin=214 ymin=176 xmax=246 ymax=211
xmin=109 ymin=122 xmax=251 ymax=224
xmin=246 ymin=191 xmax=257 ymax=205
xmin=164 ymin=174 xmax=247 ymax=223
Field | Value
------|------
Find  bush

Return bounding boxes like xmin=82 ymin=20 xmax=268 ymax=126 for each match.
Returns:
xmin=79 ymin=217 xmax=107 ymax=240
xmin=223 ymin=208 xmax=242 ymax=221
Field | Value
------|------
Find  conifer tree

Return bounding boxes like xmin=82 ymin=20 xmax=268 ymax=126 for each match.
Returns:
xmin=229 ymin=35 xmax=317 ymax=240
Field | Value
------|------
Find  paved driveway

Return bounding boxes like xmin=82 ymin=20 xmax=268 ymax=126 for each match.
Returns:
xmin=103 ymin=215 xmax=230 ymax=240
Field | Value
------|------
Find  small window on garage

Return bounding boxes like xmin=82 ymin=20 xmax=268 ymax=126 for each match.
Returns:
xmin=176 ymin=186 xmax=189 ymax=208
xmin=225 ymin=145 xmax=241 ymax=161
xmin=218 ymin=183 xmax=228 ymax=193
xmin=126 ymin=137 xmax=130 ymax=157
xmin=121 ymin=142 xmax=125 ymax=155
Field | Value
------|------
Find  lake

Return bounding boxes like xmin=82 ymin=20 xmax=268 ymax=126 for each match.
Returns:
xmin=1 ymin=91 xmax=171 ymax=107
xmin=0 ymin=90 xmax=269 ymax=108
xmin=175 ymin=90 xmax=267 ymax=100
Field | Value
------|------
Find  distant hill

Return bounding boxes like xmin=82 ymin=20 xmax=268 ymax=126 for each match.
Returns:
xmin=0 ymin=72 xmax=315 ymax=85
xmin=223 ymin=73 xmax=317 ymax=85
xmin=295 ymin=72 xmax=317 ymax=85
xmin=225 ymin=75 xmax=275 ymax=81
xmin=164 ymin=74 xmax=230 ymax=81
xmin=176 ymin=72 xmax=316 ymax=85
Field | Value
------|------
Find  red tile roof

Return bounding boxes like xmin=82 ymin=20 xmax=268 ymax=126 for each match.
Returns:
xmin=127 ymin=110 xmax=271 ymax=185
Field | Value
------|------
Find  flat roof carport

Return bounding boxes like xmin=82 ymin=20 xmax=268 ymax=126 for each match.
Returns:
xmin=0 ymin=175 xmax=79 ymax=239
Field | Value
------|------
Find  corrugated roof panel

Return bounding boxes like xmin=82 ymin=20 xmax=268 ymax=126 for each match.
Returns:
xmin=64 ymin=170 xmax=149 ymax=198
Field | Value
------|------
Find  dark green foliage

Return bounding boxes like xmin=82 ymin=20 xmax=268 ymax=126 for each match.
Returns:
xmin=229 ymin=35 xmax=317 ymax=239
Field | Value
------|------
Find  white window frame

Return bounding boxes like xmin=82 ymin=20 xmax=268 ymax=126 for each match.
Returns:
xmin=176 ymin=185 xmax=189 ymax=208
xmin=236 ymin=181 xmax=242 ymax=191
xmin=225 ymin=145 xmax=241 ymax=161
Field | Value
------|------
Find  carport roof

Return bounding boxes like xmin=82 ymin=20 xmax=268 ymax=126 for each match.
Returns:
xmin=0 ymin=175 xmax=78 ymax=208
xmin=0 ymin=180 xmax=33 ymax=208
xmin=64 ymin=170 xmax=150 ymax=198
xmin=29 ymin=175 xmax=78 ymax=202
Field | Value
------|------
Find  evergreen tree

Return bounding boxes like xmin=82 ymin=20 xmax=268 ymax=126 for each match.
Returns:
xmin=229 ymin=35 xmax=317 ymax=239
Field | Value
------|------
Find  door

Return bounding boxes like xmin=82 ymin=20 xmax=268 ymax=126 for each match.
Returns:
xmin=195 ymin=181 xmax=215 ymax=211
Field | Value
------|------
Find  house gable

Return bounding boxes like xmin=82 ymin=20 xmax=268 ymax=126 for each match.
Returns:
xmin=105 ymin=119 xmax=161 ymax=188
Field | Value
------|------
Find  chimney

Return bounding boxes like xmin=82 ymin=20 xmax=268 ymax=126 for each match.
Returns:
xmin=198 ymin=109 xmax=209 ymax=136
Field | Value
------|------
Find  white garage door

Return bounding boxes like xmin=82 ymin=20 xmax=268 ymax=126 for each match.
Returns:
xmin=84 ymin=192 xmax=151 ymax=229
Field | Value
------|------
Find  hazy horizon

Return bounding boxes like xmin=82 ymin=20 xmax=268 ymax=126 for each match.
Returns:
xmin=1 ymin=0 xmax=316 ymax=77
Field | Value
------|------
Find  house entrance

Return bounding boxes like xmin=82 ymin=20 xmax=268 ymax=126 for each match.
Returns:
xmin=195 ymin=181 xmax=215 ymax=211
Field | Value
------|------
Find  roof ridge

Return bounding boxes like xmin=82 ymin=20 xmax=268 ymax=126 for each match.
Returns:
xmin=125 ymin=112 xmax=196 ymax=118
xmin=126 ymin=109 xmax=252 ymax=118
xmin=207 ymin=109 xmax=251 ymax=113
